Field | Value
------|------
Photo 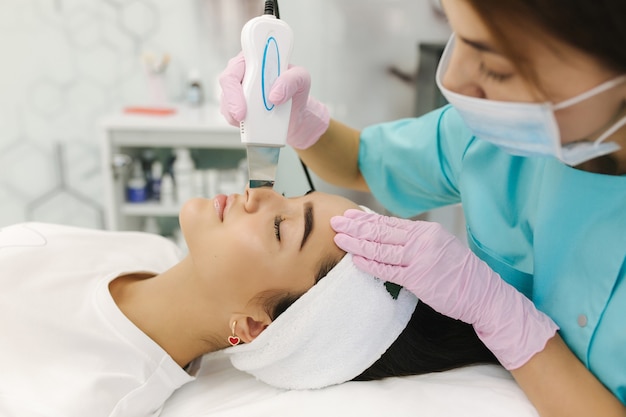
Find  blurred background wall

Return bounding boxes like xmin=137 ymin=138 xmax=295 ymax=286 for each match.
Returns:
xmin=0 ymin=0 xmax=450 ymax=228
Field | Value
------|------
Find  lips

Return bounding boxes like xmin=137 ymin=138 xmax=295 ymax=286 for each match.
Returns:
xmin=214 ymin=194 xmax=227 ymax=221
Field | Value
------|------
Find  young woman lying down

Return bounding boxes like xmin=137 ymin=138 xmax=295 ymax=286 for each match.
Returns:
xmin=0 ymin=188 xmax=498 ymax=417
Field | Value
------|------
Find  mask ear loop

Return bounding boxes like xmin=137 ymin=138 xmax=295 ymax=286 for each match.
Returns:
xmin=553 ymin=75 xmax=626 ymax=110
xmin=554 ymin=76 xmax=626 ymax=149
xmin=592 ymin=114 xmax=626 ymax=147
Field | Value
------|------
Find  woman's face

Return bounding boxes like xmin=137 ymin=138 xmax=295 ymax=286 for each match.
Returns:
xmin=178 ymin=189 xmax=359 ymax=311
xmin=440 ymin=0 xmax=626 ymax=144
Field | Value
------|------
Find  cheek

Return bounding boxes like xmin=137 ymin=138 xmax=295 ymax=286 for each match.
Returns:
xmin=484 ymin=79 xmax=538 ymax=103
xmin=217 ymin=222 xmax=281 ymax=266
xmin=556 ymin=109 xmax=594 ymax=142
xmin=199 ymin=235 xmax=278 ymax=299
xmin=556 ymin=98 xmax=621 ymax=143
xmin=205 ymin=230 xmax=272 ymax=270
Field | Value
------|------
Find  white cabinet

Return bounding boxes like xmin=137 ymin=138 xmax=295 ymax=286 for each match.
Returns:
xmin=99 ymin=106 xmax=244 ymax=236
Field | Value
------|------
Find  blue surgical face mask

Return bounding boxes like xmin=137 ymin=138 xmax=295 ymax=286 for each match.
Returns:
xmin=436 ymin=35 xmax=626 ymax=166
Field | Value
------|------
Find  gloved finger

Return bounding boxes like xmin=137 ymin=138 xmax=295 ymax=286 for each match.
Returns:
xmin=333 ymin=233 xmax=408 ymax=266
xmin=351 ymin=254 xmax=410 ymax=286
xmin=331 ymin=209 xmax=395 ymax=230
xmin=218 ymin=52 xmax=247 ymax=124
xmin=219 ymin=92 xmax=240 ymax=126
xmin=269 ymin=66 xmax=311 ymax=107
xmin=338 ymin=208 xmax=379 ymax=222
xmin=341 ymin=212 xmax=456 ymax=251
xmin=331 ymin=212 xmax=409 ymax=245
xmin=342 ymin=209 xmax=415 ymax=229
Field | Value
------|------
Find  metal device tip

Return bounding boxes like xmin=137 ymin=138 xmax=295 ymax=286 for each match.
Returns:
xmin=246 ymin=145 xmax=281 ymax=189
xmin=249 ymin=179 xmax=275 ymax=188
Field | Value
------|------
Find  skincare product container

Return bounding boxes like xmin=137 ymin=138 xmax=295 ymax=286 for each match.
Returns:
xmin=172 ymin=148 xmax=195 ymax=204
xmin=150 ymin=160 xmax=163 ymax=201
xmin=127 ymin=159 xmax=147 ymax=203
xmin=160 ymin=172 xmax=175 ymax=206
xmin=186 ymin=69 xmax=204 ymax=107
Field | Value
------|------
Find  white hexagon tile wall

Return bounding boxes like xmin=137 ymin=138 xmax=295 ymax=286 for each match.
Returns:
xmin=0 ymin=0 xmax=207 ymax=228
xmin=0 ymin=0 xmax=452 ymax=230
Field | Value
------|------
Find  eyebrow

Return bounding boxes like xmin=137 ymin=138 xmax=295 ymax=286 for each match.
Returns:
xmin=460 ymin=36 xmax=501 ymax=54
xmin=300 ymin=202 xmax=313 ymax=250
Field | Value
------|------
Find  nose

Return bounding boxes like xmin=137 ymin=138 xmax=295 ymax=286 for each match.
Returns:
xmin=441 ymin=42 xmax=486 ymax=99
xmin=244 ymin=187 xmax=282 ymax=213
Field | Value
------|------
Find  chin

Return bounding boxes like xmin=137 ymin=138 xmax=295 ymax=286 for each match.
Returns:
xmin=179 ymin=198 xmax=213 ymax=235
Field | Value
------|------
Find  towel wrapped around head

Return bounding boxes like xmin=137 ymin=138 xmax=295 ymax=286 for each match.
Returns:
xmin=226 ymin=249 xmax=419 ymax=390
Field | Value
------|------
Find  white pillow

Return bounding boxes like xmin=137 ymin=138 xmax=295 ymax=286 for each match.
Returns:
xmin=160 ymin=353 xmax=538 ymax=417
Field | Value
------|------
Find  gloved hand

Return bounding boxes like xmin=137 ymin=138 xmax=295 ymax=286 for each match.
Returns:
xmin=330 ymin=209 xmax=559 ymax=370
xmin=218 ymin=52 xmax=330 ymax=149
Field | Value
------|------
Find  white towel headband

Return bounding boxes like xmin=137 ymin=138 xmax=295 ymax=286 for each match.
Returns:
xmin=226 ymin=251 xmax=419 ymax=390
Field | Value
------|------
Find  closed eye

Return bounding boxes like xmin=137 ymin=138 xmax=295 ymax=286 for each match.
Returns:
xmin=478 ymin=62 xmax=513 ymax=82
xmin=274 ymin=216 xmax=284 ymax=241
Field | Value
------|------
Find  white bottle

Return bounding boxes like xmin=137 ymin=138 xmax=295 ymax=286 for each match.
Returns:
xmin=172 ymin=148 xmax=195 ymax=204
xmin=193 ymin=169 xmax=205 ymax=197
xmin=186 ymin=69 xmax=204 ymax=108
xmin=160 ymin=172 xmax=175 ymax=206
xmin=143 ymin=216 xmax=161 ymax=234
xmin=204 ymin=168 xmax=220 ymax=197
xmin=150 ymin=160 xmax=163 ymax=201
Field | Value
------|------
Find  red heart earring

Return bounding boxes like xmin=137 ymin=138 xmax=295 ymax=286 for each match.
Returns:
xmin=228 ymin=321 xmax=241 ymax=346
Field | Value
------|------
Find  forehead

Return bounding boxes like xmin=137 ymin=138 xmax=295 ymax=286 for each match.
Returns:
xmin=294 ymin=191 xmax=359 ymax=267
xmin=442 ymin=0 xmax=546 ymax=57
xmin=303 ymin=192 xmax=358 ymax=254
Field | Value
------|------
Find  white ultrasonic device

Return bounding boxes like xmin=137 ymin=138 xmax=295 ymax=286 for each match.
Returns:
xmin=240 ymin=9 xmax=294 ymax=188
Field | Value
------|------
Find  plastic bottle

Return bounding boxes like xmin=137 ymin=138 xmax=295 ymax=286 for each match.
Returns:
xmin=172 ymin=148 xmax=195 ymax=204
xmin=150 ymin=160 xmax=163 ymax=201
xmin=186 ymin=69 xmax=204 ymax=107
xmin=126 ymin=159 xmax=147 ymax=203
xmin=204 ymin=168 xmax=220 ymax=197
xmin=160 ymin=172 xmax=175 ymax=206
xmin=193 ymin=169 xmax=205 ymax=197
xmin=140 ymin=149 xmax=156 ymax=199
xmin=143 ymin=216 xmax=161 ymax=234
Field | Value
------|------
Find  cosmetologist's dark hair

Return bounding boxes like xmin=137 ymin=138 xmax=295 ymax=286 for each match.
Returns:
xmin=464 ymin=0 xmax=626 ymax=85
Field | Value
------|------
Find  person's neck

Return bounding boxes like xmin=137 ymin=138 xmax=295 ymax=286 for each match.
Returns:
xmin=109 ymin=257 xmax=230 ymax=368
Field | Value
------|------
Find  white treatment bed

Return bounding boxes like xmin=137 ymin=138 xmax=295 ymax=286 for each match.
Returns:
xmin=160 ymin=352 xmax=538 ymax=417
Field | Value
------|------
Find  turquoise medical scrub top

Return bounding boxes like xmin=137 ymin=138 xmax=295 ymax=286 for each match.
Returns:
xmin=359 ymin=105 xmax=626 ymax=403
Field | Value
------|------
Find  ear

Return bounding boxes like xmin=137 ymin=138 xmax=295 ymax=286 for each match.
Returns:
xmin=231 ymin=314 xmax=271 ymax=344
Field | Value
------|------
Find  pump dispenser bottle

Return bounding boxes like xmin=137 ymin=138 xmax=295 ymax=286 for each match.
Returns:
xmin=172 ymin=148 xmax=195 ymax=204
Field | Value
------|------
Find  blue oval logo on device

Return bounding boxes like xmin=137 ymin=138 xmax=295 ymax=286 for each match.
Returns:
xmin=262 ymin=36 xmax=280 ymax=111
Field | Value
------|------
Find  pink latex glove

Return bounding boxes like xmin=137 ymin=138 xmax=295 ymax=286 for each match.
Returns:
xmin=331 ymin=209 xmax=559 ymax=370
xmin=218 ymin=52 xmax=330 ymax=150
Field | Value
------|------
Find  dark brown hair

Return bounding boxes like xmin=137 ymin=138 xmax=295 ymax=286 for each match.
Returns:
xmin=464 ymin=0 xmax=626 ymax=86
